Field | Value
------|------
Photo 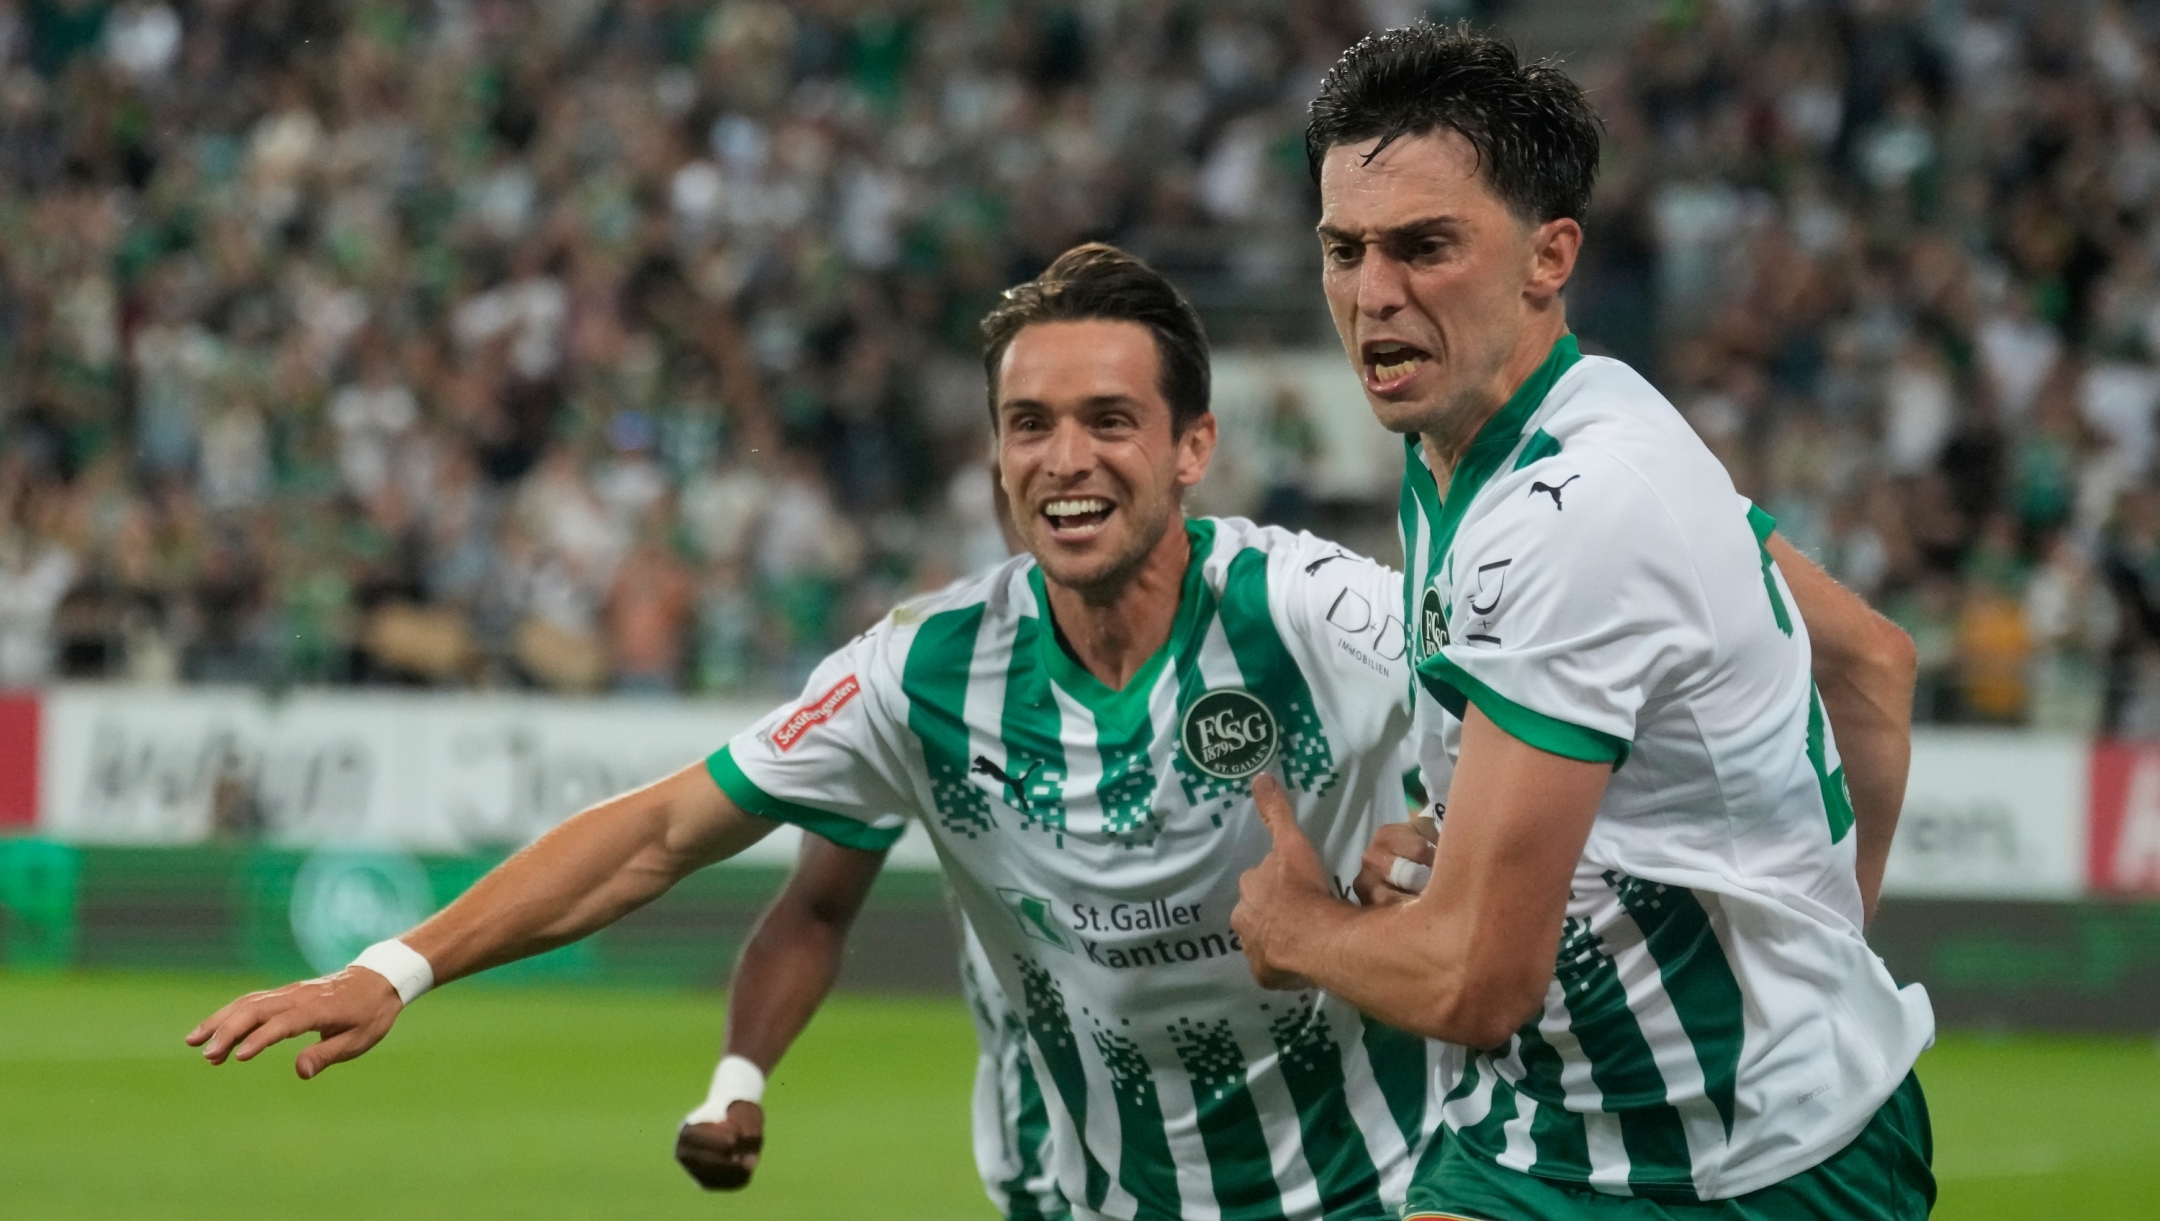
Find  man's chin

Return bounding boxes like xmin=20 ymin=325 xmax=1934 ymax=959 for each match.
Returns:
xmin=1030 ymin=535 xmax=1144 ymax=596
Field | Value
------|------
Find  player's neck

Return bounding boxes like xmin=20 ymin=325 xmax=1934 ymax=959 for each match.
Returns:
xmin=1421 ymin=313 xmax=1570 ymax=488
xmin=1042 ymin=520 xmax=1191 ymax=691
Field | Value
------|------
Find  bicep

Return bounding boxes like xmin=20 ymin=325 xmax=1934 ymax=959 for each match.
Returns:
xmin=658 ymin=762 xmax=782 ymax=868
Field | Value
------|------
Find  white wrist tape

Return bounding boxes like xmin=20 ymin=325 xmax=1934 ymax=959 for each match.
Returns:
xmin=683 ymin=1055 xmax=766 ymax=1127
xmin=1386 ymin=855 xmax=1433 ymax=893
xmin=350 ymin=939 xmax=435 ymax=1005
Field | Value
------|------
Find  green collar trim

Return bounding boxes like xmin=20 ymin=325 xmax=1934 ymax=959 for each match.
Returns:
xmin=1410 ymin=332 xmax=1582 ymax=574
xmin=1026 ymin=517 xmax=1218 ymax=729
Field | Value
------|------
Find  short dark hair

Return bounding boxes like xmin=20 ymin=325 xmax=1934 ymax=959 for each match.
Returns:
xmin=979 ymin=243 xmax=1210 ymax=434
xmin=1306 ymin=22 xmax=1601 ymax=224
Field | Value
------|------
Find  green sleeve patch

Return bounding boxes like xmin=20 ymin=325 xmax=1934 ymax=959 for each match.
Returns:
xmin=705 ymin=746 xmax=907 ymax=851
xmin=1416 ymin=655 xmax=1630 ymax=767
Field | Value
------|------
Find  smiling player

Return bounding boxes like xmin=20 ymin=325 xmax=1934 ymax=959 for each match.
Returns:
xmin=189 ymin=244 xmax=1442 ymax=1221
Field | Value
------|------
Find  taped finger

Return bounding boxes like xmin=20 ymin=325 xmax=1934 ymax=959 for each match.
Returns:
xmin=1385 ymin=855 xmax=1432 ymax=892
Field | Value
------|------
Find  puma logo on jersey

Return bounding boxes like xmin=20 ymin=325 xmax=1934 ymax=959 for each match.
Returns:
xmin=1530 ymin=475 xmax=1580 ymax=509
xmin=972 ymin=756 xmax=1042 ymax=808
xmin=1303 ymin=552 xmax=1348 ymax=575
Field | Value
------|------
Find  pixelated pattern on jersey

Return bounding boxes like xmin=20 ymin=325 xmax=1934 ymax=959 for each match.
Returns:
xmin=1088 ymin=1014 xmax=1184 ymax=1214
xmin=929 ymin=755 xmax=997 ymax=838
xmin=1169 ymin=1016 xmax=1248 ymax=1101
xmin=1014 ymin=955 xmax=1115 ymax=1210
xmin=1011 ymin=755 xmax=1069 ymax=844
xmin=1096 ymin=740 xmax=1164 ymax=847
xmin=1604 ymin=870 xmax=1744 ymax=1137
xmin=1091 ymin=1022 xmax=1158 ymax=1112
xmin=1552 ymin=912 xmax=1608 ymax=999
xmin=1171 ymin=750 xmax=1247 ymax=820
xmin=1266 ymin=996 xmax=1341 ymax=1081
xmin=1266 ymin=996 xmax=1389 ymax=1213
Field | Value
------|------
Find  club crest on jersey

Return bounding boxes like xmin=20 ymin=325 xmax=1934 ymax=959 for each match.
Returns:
xmin=771 ymin=674 xmax=860 ymax=751
xmin=1179 ymin=689 xmax=1278 ymax=780
xmin=1418 ymin=586 xmax=1450 ymax=658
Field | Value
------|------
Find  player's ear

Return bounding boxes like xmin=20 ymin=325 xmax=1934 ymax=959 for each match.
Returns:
xmin=1173 ymin=411 xmax=1217 ymax=489
xmin=1526 ymin=217 xmax=1583 ymax=302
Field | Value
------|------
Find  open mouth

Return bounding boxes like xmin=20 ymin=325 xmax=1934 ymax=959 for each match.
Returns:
xmin=1041 ymin=497 xmax=1114 ymax=538
xmin=1362 ymin=340 xmax=1431 ymax=392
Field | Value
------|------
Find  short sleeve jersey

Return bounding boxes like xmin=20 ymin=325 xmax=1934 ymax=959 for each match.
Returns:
xmin=711 ymin=518 xmax=1440 ymax=1221
xmin=1397 ymin=336 xmax=1935 ymax=1201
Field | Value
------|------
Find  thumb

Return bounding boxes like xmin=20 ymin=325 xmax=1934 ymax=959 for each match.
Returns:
xmin=1250 ymin=773 xmax=1297 ymax=839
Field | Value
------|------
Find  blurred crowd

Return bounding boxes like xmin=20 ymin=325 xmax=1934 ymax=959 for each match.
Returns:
xmin=1563 ymin=0 xmax=2160 ymax=732
xmin=5 ymin=0 xmax=2160 ymax=733
xmin=0 ymin=0 xmax=1422 ymax=696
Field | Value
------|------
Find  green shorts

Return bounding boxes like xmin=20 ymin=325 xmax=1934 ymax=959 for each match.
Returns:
xmin=1402 ymin=1072 xmax=1934 ymax=1221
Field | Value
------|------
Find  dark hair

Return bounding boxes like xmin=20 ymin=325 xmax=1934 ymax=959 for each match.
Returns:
xmin=979 ymin=243 xmax=1210 ymax=434
xmin=1305 ymin=22 xmax=1601 ymax=223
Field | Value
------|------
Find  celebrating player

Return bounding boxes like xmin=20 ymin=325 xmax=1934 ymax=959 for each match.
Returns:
xmin=1232 ymin=23 xmax=1935 ymax=1221
xmin=190 ymin=244 xmax=1443 ymax=1221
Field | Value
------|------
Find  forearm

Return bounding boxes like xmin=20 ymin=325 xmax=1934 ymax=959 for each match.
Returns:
xmin=1815 ymin=654 xmax=1911 ymax=922
xmin=722 ymin=908 xmax=850 ymax=1071
xmin=1770 ymin=536 xmax=1916 ymax=923
xmin=720 ymin=837 xmax=885 ymax=1071
xmin=405 ymin=764 xmax=774 ymax=984
xmin=1262 ymin=895 xmax=1490 ymax=1042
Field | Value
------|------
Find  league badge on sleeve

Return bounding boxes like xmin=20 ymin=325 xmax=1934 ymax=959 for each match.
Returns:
xmin=1180 ymin=689 xmax=1278 ymax=780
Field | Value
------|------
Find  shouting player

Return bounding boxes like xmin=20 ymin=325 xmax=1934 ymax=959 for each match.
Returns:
xmin=1233 ymin=24 xmax=1935 ymax=1221
xmin=190 ymin=244 xmax=1443 ymax=1221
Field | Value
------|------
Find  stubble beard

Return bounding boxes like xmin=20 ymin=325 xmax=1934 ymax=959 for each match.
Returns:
xmin=1025 ymin=494 xmax=1174 ymax=603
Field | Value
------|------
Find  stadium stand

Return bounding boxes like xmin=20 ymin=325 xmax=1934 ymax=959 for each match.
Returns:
xmin=0 ymin=0 xmax=2158 ymax=738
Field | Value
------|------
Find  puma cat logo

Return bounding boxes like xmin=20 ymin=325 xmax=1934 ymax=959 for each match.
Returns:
xmin=1530 ymin=475 xmax=1580 ymax=509
xmin=972 ymin=756 xmax=1042 ymax=807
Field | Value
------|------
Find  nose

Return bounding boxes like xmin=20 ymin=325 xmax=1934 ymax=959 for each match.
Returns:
xmin=1357 ymin=252 xmax=1408 ymax=320
xmin=1043 ymin=416 xmax=1093 ymax=480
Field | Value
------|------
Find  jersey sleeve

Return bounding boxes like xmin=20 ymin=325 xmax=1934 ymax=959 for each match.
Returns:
xmin=1267 ymin=532 xmax=1415 ymax=762
xmin=1416 ymin=456 xmax=1710 ymax=767
xmin=705 ymin=626 xmax=918 ymax=851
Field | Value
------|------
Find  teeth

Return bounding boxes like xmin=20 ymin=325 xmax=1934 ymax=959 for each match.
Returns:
xmin=1045 ymin=498 xmax=1111 ymax=519
xmin=1373 ymin=359 xmax=1420 ymax=381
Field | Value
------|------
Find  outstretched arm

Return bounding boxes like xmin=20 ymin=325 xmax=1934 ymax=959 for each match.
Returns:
xmin=186 ymin=761 xmax=777 ymax=1078
xmin=675 ymin=834 xmax=888 ymax=1191
xmin=1771 ymin=535 xmax=1918 ymax=923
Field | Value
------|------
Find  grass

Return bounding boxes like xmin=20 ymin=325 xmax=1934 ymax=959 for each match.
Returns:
xmin=2 ymin=971 xmax=2156 ymax=1219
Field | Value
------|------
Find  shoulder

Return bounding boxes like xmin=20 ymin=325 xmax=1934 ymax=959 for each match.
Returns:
xmin=856 ymin=554 xmax=1036 ymax=684
xmin=1196 ymin=516 xmax=1401 ymax=602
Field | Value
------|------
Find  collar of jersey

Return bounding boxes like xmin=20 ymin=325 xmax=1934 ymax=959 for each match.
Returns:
xmin=1408 ymin=332 xmax=1581 ymax=577
xmin=1024 ymin=517 xmax=1218 ymax=729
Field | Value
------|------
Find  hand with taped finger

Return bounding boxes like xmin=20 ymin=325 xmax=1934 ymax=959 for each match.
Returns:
xmin=1355 ymin=817 xmax=1437 ymax=907
xmin=676 ymin=1100 xmax=766 ymax=1190
xmin=1232 ymin=773 xmax=1347 ymax=991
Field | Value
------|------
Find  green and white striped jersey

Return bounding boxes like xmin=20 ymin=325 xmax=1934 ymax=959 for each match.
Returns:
xmin=961 ymin=916 xmax=1070 ymax=1221
xmin=1398 ymin=335 xmax=1935 ymax=1201
xmin=710 ymin=517 xmax=1441 ymax=1221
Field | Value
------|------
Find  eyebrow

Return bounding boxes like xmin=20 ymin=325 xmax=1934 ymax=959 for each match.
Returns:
xmin=997 ymin=393 xmax=1145 ymax=412
xmin=1315 ymin=215 xmax=1467 ymax=243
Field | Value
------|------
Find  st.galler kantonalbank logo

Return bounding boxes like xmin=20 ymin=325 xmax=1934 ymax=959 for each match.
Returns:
xmin=1000 ymin=887 xmax=1074 ymax=953
xmin=1179 ymin=689 xmax=1278 ymax=780
xmin=1419 ymin=585 xmax=1449 ymax=659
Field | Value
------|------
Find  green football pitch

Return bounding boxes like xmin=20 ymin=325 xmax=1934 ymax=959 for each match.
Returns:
xmin=2 ymin=972 xmax=2155 ymax=1219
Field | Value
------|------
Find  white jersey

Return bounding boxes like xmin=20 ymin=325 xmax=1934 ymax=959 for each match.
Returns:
xmin=1398 ymin=335 xmax=1934 ymax=1201
xmin=711 ymin=518 xmax=1439 ymax=1220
